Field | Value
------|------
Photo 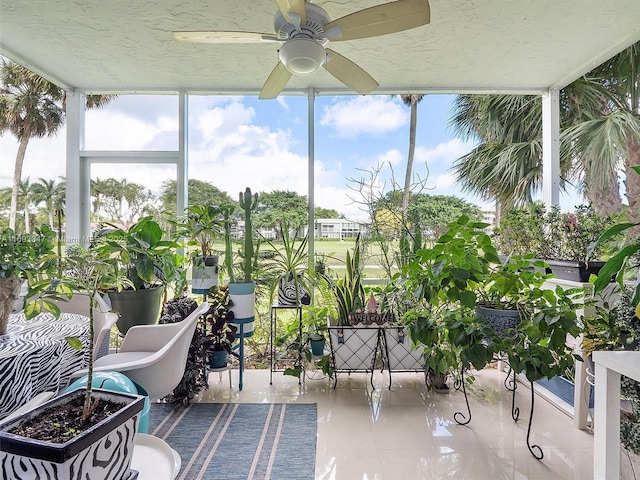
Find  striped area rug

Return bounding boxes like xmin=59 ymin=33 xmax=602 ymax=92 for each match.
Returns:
xmin=148 ymin=403 xmax=317 ymax=480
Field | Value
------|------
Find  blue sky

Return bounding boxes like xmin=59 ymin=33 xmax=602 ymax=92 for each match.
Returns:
xmin=0 ymin=93 xmax=583 ymax=220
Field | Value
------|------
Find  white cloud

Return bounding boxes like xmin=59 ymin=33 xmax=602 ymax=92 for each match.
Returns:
xmin=276 ymin=97 xmax=290 ymax=112
xmin=374 ymin=149 xmax=404 ymax=169
xmin=85 ymin=110 xmax=173 ymax=150
xmin=417 ymin=138 xmax=475 ymax=165
xmin=188 ymin=102 xmax=308 ymax=199
xmin=319 ymin=96 xmax=407 ymax=138
xmin=0 ymin=132 xmax=67 ymax=187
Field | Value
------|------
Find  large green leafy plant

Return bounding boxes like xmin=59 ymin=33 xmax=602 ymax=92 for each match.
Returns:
xmin=402 ymin=215 xmax=584 ymax=384
xmin=96 ymin=216 xmax=185 ymax=292
xmin=402 ymin=216 xmax=498 ymax=380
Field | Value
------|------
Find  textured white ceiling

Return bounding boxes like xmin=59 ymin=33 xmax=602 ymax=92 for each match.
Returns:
xmin=1 ymin=0 xmax=640 ymax=96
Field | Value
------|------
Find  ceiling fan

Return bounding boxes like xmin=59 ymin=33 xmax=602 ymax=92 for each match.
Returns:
xmin=172 ymin=0 xmax=430 ymax=99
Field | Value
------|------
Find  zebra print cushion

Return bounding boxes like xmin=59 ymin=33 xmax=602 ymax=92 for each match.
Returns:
xmin=278 ymin=272 xmax=310 ymax=306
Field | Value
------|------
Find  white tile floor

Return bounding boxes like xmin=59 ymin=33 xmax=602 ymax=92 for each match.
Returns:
xmin=195 ymin=367 xmax=594 ymax=480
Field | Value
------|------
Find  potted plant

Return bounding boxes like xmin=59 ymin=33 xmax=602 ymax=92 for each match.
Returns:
xmin=322 ymin=234 xmax=380 ymax=374
xmin=303 ymin=306 xmax=333 ymax=377
xmin=222 ymin=189 xmax=260 ymax=338
xmin=401 ymin=216 xmax=498 ymax=388
xmin=173 ymin=204 xmax=224 ymax=294
xmin=0 ymin=226 xmax=56 ymax=335
xmin=494 ymin=203 xmax=616 ymax=282
xmin=0 ymin=215 xmax=144 ymax=480
xmin=204 ymin=285 xmax=237 ymax=369
xmin=262 ymin=219 xmax=311 ymax=307
xmin=402 ymin=216 xmax=584 ymax=390
xmin=590 ymin=207 xmax=640 ymax=460
xmin=96 ymin=216 xmax=186 ymax=335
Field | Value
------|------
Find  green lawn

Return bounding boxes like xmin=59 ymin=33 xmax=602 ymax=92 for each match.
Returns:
xmin=210 ymin=238 xmax=394 ymax=279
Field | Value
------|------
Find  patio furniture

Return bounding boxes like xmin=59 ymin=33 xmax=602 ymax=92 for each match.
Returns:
xmin=0 ymin=312 xmax=90 ymax=420
xmin=593 ymin=350 xmax=640 ymax=480
xmin=51 ymin=293 xmax=118 ymax=360
xmin=69 ymin=302 xmax=209 ymax=400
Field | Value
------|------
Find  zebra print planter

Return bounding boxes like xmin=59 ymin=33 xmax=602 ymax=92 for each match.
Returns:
xmin=0 ymin=388 xmax=144 ymax=480
xmin=277 ymin=272 xmax=310 ymax=307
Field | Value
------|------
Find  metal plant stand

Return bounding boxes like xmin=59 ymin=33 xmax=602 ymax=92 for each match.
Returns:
xmin=453 ymin=365 xmax=543 ymax=460
xmin=269 ymin=304 xmax=303 ymax=385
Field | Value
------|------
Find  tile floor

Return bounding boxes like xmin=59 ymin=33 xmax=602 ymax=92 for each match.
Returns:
xmin=194 ymin=367 xmax=594 ymax=480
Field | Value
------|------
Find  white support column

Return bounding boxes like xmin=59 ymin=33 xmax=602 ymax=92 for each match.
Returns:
xmin=65 ymin=89 xmax=89 ymax=245
xmin=542 ymin=89 xmax=560 ymax=207
xmin=307 ymin=88 xmax=315 ymax=272
xmin=176 ymin=92 xmax=188 ymax=216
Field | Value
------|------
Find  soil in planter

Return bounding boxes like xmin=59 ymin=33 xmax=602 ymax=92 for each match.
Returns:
xmin=8 ymin=395 xmax=126 ymax=443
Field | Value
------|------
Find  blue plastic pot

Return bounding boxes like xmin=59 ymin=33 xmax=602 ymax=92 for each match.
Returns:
xmin=310 ymin=338 xmax=326 ymax=356
xmin=209 ymin=350 xmax=229 ymax=369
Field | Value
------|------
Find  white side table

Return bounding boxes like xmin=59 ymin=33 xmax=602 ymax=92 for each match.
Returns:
xmin=592 ymin=351 xmax=640 ymax=479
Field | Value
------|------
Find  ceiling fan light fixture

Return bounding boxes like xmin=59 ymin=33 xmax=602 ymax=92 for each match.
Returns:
xmin=279 ymin=38 xmax=326 ymax=75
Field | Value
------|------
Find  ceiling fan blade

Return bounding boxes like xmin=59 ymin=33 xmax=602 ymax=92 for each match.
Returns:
xmin=274 ymin=0 xmax=306 ymax=24
xmin=172 ymin=31 xmax=278 ymax=44
xmin=324 ymin=49 xmax=379 ymax=95
xmin=323 ymin=0 xmax=430 ymax=42
xmin=259 ymin=61 xmax=293 ymax=99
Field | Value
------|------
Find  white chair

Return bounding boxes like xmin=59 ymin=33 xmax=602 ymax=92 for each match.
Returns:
xmin=52 ymin=293 xmax=118 ymax=360
xmin=69 ymin=302 xmax=209 ymax=401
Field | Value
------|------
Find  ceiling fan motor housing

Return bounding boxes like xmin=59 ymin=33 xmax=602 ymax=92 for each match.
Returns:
xmin=279 ymin=38 xmax=326 ymax=75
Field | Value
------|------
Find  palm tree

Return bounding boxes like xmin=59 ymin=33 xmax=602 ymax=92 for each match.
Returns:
xmin=450 ymin=43 xmax=640 ymax=218
xmin=399 ymin=94 xmax=425 ymax=217
xmin=18 ymin=178 xmax=35 ymax=234
xmin=450 ymin=95 xmax=568 ymax=213
xmin=31 ymin=178 xmax=60 ymax=229
xmin=0 ymin=60 xmax=115 ymax=230
xmin=0 ymin=61 xmax=63 ymax=230
xmin=90 ymin=177 xmax=110 ymax=220
xmin=563 ymin=43 xmax=640 ymax=218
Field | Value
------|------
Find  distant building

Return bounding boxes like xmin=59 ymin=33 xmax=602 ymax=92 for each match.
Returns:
xmin=234 ymin=218 xmax=369 ymax=240
xmin=481 ymin=210 xmax=497 ymax=233
xmin=314 ymin=218 xmax=368 ymax=240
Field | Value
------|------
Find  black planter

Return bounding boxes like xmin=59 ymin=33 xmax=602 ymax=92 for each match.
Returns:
xmin=108 ymin=285 xmax=164 ymax=336
xmin=476 ymin=305 xmax=522 ymax=339
xmin=545 ymin=260 xmax=606 ymax=283
xmin=0 ymin=388 xmax=144 ymax=480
